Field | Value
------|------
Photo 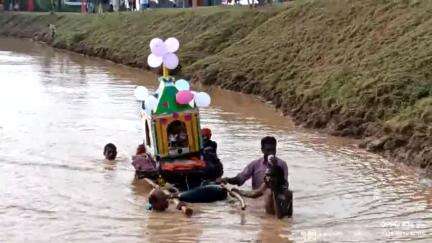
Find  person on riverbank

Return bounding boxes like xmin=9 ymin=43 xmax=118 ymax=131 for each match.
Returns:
xmin=103 ymin=143 xmax=117 ymax=161
xmin=48 ymin=24 xmax=56 ymax=41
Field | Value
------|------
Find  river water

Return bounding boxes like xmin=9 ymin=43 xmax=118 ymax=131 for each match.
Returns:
xmin=0 ymin=37 xmax=431 ymax=242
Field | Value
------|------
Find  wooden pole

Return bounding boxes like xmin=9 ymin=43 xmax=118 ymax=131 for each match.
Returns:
xmin=144 ymin=178 xmax=193 ymax=217
xmin=163 ymin=66 xmax=169 ymax=77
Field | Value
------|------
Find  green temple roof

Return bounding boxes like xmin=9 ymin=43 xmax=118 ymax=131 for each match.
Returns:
xmin=154 ymin=77 xmax=193 ymax=115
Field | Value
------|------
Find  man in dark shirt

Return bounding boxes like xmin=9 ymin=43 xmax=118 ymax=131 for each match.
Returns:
xmin=202 ymin=128 xmax=217 ymax=154
xmin=201 ymin=128 xmax=223 ymax=181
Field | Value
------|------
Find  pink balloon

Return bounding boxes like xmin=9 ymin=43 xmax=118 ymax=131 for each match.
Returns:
xmin=176 ymin=91 xmax=194 ymax=105
xmin=163 ymin=53 xmax=179 ymax=70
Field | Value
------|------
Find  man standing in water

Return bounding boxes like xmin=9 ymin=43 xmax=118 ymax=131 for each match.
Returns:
xmin=222 ymin=136 xmax=288 ymax=190
xmin=222 ymin=136 xmax=291 ymax=218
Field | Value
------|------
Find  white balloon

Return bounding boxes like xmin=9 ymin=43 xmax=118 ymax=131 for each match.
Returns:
xmin=134 ymin=86 xmax=148 ymax=101
xmin=163 ymin=53 xmax=179 ymax=70
xmin=147 ymin=53 xmax=163 ymax=68
xmin=144 ymin=95 xmax=158 ymax=114
xmin=150 ymin=38 xmax=163 ymax=50
xmin=175 ymin=79 xmax=190 ymax=91
xmin=195 ymin=92 xmax=211 ymax=108
xmin=165 ymin=37 xmax=180 ymax=53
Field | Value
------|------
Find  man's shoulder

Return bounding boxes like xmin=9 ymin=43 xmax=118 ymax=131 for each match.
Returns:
xmin=248 ymin=157 xmax=263 ymax=166
xmin=276 ymin=157 xmax=287 ymax=166
xmin=204 ymin=139 xmax=217 ymax=145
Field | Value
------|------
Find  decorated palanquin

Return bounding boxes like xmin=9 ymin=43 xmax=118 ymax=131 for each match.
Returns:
xmin=134 ymin=37 xmax=212 ymax=188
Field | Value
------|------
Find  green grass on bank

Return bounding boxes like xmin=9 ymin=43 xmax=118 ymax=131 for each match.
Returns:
xmin=0 ymin=7 xmax=282 ymax=66
xmin=185 ymin=0 xmax=432 ymax=138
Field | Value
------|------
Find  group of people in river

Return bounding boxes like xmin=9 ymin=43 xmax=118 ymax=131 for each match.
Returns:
xmin=103 ymin=130 xmax=293 ymax=219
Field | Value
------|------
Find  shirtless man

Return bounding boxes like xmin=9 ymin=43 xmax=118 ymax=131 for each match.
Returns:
xmin=232 ymin=161 xmax=293 ymax=218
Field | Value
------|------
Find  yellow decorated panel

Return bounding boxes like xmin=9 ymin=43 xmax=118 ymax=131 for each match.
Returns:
xmin=184 ymin=116 xmax=195 ymax=152
xmin=191 ymin=114 xmax=200 ymax=151
xmin=160 ymin=117 xmax=172 ymax=156
xmin=154 ymin=119 xmax=165 ymax=156
xmin=152 ymin=111 xmax=202 ymax=157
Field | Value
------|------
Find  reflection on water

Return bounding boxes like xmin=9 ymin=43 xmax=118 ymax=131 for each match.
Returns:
xmin=0 ymin=38 xmax=431 ymax=242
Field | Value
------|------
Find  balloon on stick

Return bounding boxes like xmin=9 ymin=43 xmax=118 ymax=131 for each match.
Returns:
xmin=150 ymin=38 xmax=163 ymax=50
xmin=151 ymin=39 xmax=168 ymax=57
xmin=163 ymin=53 xmax=179 ymax=70
xmin=147 ymin=37 xmax=180 ymax=70
xmin=147 ymin=54 xmax=163 ymax=68
xmin=134 ymin=86 xmax=148 ymax=101
xmin=165 ymin=37 xmax=180 ymax=53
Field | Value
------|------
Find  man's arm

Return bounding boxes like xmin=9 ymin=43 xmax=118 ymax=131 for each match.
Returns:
xmin=282 ymin=161 xmax=288 ymax=182
xmin=223 ymin=161 xmax=255 ymax=186
xmin=232 ymin=183 xmax=266 ymax=198
xmin=213 ymin=141 xmax=217 ymax=153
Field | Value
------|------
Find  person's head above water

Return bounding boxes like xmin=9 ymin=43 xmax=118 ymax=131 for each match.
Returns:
xmin=201 ymin=128 xmax=212 ymax=140
xmin=136 ymin=144 xmax=146 ymax=155
xmin=104 ymin=143 xmax=117 ymax=160
xmin=261 ymin=136 xmax=277 ymax=157
xmin=148 ymin=189 xmax=169 ymax=211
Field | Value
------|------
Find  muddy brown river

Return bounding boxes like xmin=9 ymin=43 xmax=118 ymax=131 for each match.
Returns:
xmin=0 ymin=37 xmax=431 ymax=242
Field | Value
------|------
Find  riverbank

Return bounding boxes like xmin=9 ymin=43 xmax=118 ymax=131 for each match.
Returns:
xmin=1 ymin=0 xmax=431 ymax=175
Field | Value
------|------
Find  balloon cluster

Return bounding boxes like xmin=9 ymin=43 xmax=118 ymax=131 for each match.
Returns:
xmin=147 ymin=37 xmax=180 ymax=70
xmin=133 ymin=79 xmax=211 ymax=112
xmin=134 ymin=86 xmax=157 ymax=114
xmin=174 ymin=79 xmax=211 ymax=108
xmin=135 ymin=37 xmax=211 ymax=113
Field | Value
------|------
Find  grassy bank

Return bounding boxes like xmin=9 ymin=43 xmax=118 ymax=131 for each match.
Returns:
xmin=1 ymin=1 xmax=431 ymax=175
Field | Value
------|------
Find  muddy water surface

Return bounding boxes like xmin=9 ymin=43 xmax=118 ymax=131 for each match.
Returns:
xmin=0 ymin=38 xmax=431 ymax=242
